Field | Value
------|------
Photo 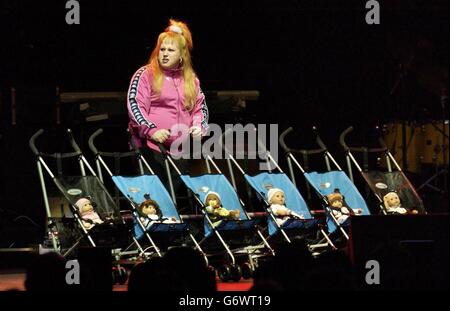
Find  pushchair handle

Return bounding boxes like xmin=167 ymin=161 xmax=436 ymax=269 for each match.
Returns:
xmin=340 ymin=126 xmax=388 ymax=153
xmin=378 ymin=137 xmax=388 ymax=150
xmin=88 ymin=128 xmax=103 ymax=155
xmin=157 ymin=142 xmax=168 ymax=155
xmin=339 ymin=126 xmax=353 ymax=151
xmin=280 ymin=127 xmax=327 ymax=155
xmin=67 ymin=129 xmax=82 ymax=154
xmin=89 ymin=128 xmax=141 ymax=158
xmin=375 ymin=126 xmax=388 ymax=150
xmin=128 ymin=132 xmax=141 ymax=153
xmin=279 ymin=127 xmax=293 ymax=153
xmin=315 ymin=131 xmax=328 ymax=151
xmin=29 ymin=128 xmax=44 ymax=156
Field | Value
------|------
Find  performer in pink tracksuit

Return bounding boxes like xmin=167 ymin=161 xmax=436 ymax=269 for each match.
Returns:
xmin=127 ymin=18 xmax=208 ymax=153
xmin=127 ymin=19 xmax=208 ymax=202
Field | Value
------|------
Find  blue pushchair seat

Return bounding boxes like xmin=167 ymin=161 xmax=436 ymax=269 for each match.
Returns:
xmin=304 ymin=171 xmax=371 ymax=234
xmin=218 ymin=126 xmax=336 ymax=252
xmin=180 ymin=174 xmax=260 ymax=238
xmin=244 ymin=172 xmax=319 ymax=237
xmin=113 ymin=175 xmax=187 ymax=239
xmin=278 ymin=126 xmax=371 ymax=246
xmin=88 ymin=128 xmax=205 ymax=260
xmin=176 ymin=171 xmax=274 ymax=281
xmin=144 ymin=141 xmax=273 ymax=281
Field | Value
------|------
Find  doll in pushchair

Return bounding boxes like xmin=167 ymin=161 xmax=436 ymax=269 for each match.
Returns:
xmin=326 ymin=189 xmax=362 ymax=225
xmin=137 ymin=194 xmax=178 ymax=229
xmin=267 ymin=187 xmax=305 ymax=225
xmin=204 ymin=191 xmax=240 ymax=227
xmin=383 ymin=191 xmax=419 ymax=215
xmin=75 ymin=197 xmax=105 ymax=230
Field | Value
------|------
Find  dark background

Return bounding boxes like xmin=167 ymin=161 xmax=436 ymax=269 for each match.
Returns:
xmin=0 ymin=0 xmax=448 ymax=246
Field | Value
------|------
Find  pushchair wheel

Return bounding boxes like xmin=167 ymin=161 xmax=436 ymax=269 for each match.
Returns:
xmin=230 ymin=264 xmax=242 ymax=282
xmin=112 ymin=266 xmax=128 ymax=285
xmin=218 ymin=264 xmax=232 ymax=282
xmin=240 ymin=262 xmax=253 ymax=279
xmin=118 ymin=267 xmax=128 ymax=285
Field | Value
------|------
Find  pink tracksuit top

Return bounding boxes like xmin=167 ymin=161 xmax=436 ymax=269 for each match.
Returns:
xmin=127 ymin=66 xmax=209 ymax=153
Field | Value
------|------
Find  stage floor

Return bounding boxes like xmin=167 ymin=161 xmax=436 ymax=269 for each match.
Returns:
xmin=0 ymin=270 xmax=253 ymax=291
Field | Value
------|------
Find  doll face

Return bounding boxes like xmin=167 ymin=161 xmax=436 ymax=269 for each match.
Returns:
xmin=270 ymin=191 xmax=285 ymax=205
xmin=158 ymin=38 xmax=182 ymax=70
xmin=142 ymin=204 xmax=157 ymax=216
xmin=206 ymin=195 xmax=221 ymax=208
xmin=80 ymin=202 xmax=93 ymax=214
xmin=386 ymin=193 xmax=400 ymax=207
xmin=331 ymin=200 xmax=343 ymax=208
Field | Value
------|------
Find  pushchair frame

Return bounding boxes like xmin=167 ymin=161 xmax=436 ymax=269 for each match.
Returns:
xmin=279 ymin=127 xmax=360 ymax=241
xmin=339 ymin=126 xmax=426 ymax=215
xmin=88 ymin=128 xmax=206 ymax=262
xmin=29 ymin=129 xmax=136 ymax=261
xmin=159 ymin=143 xmax=274 ymax=280
xmin=220 ymin=128 xmax=336 ymax=250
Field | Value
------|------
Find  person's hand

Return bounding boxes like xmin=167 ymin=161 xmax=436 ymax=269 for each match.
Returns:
xmin=189 ymin=126 xmax=202 ymax=138
xmin=151 ymin=129 xmax=171 ymax=143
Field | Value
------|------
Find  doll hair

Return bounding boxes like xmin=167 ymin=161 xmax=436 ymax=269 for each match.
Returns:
xmin=327 ymin=188 xmax=357 ymax=216
xmin=204 ymin=191 xmax=221 ymax=206
xmin=383 ymin=191 xmax=400 ymax=208
xmin=327 ymin=188 xmax=344 ymax=205
xmin=148 ymin=19 xmax=198 ymax=111
xmin=138 ymin=195 xmax=162 ymax=218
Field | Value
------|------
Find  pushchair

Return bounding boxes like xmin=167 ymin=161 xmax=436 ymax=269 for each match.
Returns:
xmin=88 ymin=128 xmax=206 ymax=261
xmin=159 ymin=144 xmax=274 ymax=281
xmin=339 ymin=126 xmax=426 ymax=215
xmin=279 ymin=127 xmax=371 ymax=245
xmin=219 ymin=129 xmax=335 ymax=251
xmin=29 ymin=129 xmax=134 ymax=283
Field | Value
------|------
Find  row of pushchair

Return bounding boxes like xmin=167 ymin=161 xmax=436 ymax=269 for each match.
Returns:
xmin=28 ymin=126 xmax=426 ymax=282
